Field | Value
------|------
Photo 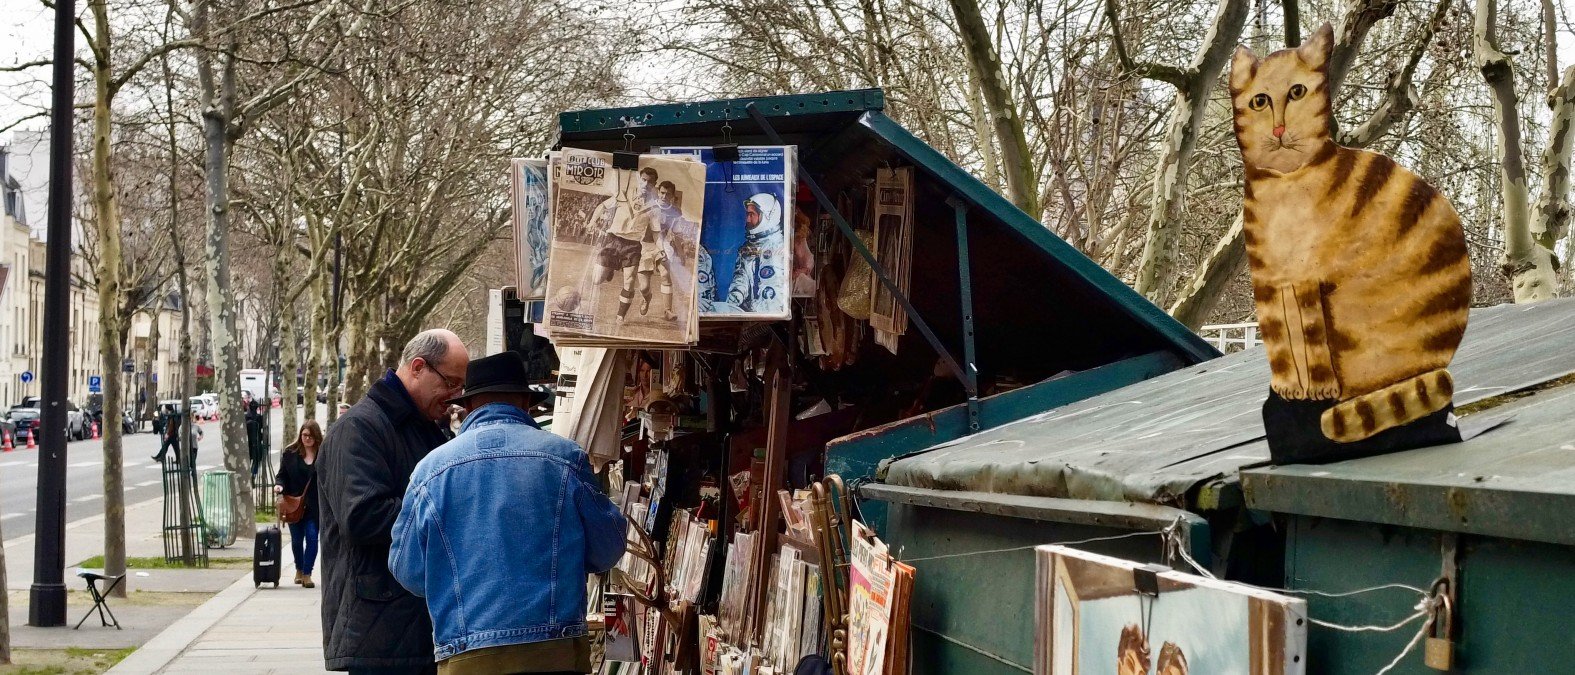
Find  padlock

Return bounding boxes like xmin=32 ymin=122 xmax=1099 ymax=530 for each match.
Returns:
xmin=1424 ymin=594 xmax=1455 ymax=670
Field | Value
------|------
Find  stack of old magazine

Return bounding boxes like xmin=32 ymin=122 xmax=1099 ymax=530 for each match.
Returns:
xmin=846 ymin=521 xmax=914 ymax=675
xmin=514 ymin=146 xmax=800 ymax=349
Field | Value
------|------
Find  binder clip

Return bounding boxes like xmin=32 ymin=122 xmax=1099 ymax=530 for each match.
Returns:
xmin=614 ymin=130 xmax=641 ymax=171
xmin=1133 ymin=563 xmax=1169 ymax=597
xmin=613 ymin=151 xmax=641 ymax=171
xmin=713 ymin=118 xmax=740 ymax=162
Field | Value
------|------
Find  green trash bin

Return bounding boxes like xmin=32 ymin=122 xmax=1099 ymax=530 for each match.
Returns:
xmin=200 ymin=470 xmax=237 ymax=548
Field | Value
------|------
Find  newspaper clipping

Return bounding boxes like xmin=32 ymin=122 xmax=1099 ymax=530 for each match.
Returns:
xmin=544 ymin=148 xmax=704 ymax=346
xmin=658 ymin=146 xmax=796 ymax=320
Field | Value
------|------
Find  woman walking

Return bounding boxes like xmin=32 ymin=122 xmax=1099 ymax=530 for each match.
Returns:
xmin=275 ymin=420 xmax=322 ymax=588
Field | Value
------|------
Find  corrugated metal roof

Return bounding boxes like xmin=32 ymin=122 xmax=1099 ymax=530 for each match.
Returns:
xmin=1241 ymin=378 xmax=1575 ymax=545
xmin=884 ymin=298 xmax=1575 ymax=506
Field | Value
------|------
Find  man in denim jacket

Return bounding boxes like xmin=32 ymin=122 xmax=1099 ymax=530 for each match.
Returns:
xmin=390 ymin=352 xmax=628 ymax=674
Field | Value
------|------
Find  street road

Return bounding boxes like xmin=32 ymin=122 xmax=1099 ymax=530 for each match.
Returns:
xmin=0 ymin=407 xmax=299 ymax=542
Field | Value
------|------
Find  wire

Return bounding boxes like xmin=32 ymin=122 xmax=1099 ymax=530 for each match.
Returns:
xmin=895 ymin=529 xmax=1165 ymax=564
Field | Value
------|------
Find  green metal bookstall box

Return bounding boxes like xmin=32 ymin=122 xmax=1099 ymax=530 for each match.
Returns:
xmin=854 ymin=292 xmax=1575 ymax=675
xmin=554 ymin=90 xmax=1226 ymax=671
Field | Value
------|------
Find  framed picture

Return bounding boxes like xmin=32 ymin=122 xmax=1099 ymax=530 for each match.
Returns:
xmin=1036 ymin=546 xmax=1307 ymax=675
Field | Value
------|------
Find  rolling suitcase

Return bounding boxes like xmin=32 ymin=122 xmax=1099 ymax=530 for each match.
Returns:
xmin=254 ymin=525 xmax=282 ymax=588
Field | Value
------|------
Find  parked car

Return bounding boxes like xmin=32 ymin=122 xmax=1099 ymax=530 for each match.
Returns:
xmin=8 ymin=408 xmax=40 ymax=443
xmin=0 ymin=413 xmax=14 ymax=443
xmin=64 ymin=400 xmax=88 ymax=440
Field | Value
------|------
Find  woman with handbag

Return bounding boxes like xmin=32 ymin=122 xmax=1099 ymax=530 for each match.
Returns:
xmin=275 ymin=420 xmax=321 ymax=588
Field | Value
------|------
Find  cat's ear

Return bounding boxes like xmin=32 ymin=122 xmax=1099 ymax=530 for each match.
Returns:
xmin=1297 ymin=23 xmax=1334 ymax=70
xmin=1230 ymin=45 xmax=1259 ymax=93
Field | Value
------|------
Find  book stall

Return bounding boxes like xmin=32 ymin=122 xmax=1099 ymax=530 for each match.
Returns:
xmin=511 ymin=97 xmax=939 ymax=675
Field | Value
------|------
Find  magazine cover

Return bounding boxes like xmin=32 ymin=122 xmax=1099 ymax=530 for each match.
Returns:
xmin=657 ymin=146 xmax=796 ymax=320
xmin=510 ymin=158 xmax=552 ymax=299
xmin=544 ymin=148 xmax=704 ymax=345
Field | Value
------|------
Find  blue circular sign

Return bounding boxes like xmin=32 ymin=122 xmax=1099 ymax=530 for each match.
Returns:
xmin=20 ymin=371 xmax=33 ymax=384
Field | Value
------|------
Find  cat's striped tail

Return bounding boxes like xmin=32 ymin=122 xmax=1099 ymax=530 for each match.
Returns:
xmin=1320 ymin=369 xmax=1454 ymax=443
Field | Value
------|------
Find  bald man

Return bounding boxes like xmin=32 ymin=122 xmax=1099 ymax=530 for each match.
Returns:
xmin=319 ymin=329 xmax=471 ymax=675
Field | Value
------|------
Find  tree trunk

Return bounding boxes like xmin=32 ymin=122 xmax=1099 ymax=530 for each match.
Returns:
xmin=964 ymin=50 xmax=1003 ymax=194
xmin=947 ymin=0 xmax=1041 ymax=218
xmin=198 ymin=27 xmax=256 ymax=531
xmin=1130 ymin=0 xmax=1251 ymax=305
xmin=89 ymin=0 xmax=128 ymax=596
xmin=1532 ymin=70 xmax=1575 ymax=277
xmin=144 ymin=308 xmax=161 ymax=423
xmin=161 ymin=49 xmax=199 ymax=564
xmin=1475 ymin=0 xmax=1559 ymax=302
xmin=343 ymin=301 xmax=373 ymax=404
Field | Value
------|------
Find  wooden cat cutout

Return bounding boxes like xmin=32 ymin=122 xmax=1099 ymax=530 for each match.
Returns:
xmin=1230 ymin=24 xmax=1472 ymax=463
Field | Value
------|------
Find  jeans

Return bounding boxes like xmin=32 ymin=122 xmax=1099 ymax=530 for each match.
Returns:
xmin=288 ymin=516 xmax=319 ymax=575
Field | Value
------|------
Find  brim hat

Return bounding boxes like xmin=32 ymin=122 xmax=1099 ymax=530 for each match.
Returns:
xmin=447 ymin=351 xmax=553 ymax=407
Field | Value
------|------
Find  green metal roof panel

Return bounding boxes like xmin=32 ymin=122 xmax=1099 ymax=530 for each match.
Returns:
xmin=885 ymin=298 xmax=1575 ymax=507
xmin=558 ymin=89 xmax=885 ymax=134
xmin=1242 ymin=381 xmax=1575 ymax=546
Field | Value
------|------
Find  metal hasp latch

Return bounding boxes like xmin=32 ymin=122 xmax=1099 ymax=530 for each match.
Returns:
xmin=1426 ymin=532 xmax=1460 ymax=671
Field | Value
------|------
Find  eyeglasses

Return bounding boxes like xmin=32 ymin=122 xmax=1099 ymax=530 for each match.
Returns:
xmin=424 ymin=359 xmax=465 ymax=392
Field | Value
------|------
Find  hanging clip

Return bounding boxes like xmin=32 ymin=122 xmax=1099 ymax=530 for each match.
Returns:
xmin=1133 ymin=563 xmax=1169 ymax=597
xmin=713 ymin=119 xmax=740 ymax=162
xmin=614 ymin=129 xmax=640 ymax=171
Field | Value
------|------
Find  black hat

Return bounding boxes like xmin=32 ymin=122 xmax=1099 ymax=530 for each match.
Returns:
xmin=447 ymin=352 xmax=552 ymax=406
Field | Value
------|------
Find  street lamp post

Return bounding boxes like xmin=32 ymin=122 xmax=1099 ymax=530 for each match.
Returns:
xmin=29 ymin=0 xmax=77 ymax=628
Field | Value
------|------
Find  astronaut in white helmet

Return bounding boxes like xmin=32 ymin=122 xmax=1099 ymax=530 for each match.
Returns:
xmin=724 ymin=192 xmax=785 ymax=315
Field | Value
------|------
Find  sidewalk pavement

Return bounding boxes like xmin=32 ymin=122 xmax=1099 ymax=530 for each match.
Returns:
xmin=108 ymin=556 xmax=333 ymax=675
xmin=5 ymin=497 xmax=248 ymax=653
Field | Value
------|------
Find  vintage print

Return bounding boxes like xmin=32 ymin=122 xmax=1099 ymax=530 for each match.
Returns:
xmin=510 ymin=158 xmax=552 ymax=299
xmin=658 ymin=146 xmax=796 ymax=320
xmin=1036 ymin=546 xmax=1306 ymax=675
xmin=544 ymin=148 xmax=704 ymax=345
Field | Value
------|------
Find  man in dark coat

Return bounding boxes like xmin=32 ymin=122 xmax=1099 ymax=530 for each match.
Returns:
xmin=319 ymin=329 xmax=470 ymax=674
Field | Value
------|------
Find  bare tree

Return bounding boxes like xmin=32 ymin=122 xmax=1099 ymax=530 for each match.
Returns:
xmin=1474 ymin=0 xmax=1560 ymax=302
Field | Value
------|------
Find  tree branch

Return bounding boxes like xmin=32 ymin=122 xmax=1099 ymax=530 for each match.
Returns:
xmin=1103 ymin=0 xmax=1190 ymax=87
xmin=1337 ymin=0 xmax=1452 ymax=147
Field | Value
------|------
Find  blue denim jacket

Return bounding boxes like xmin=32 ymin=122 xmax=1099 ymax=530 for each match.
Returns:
xmin=389 ymin=403 xmax=628 ymax=661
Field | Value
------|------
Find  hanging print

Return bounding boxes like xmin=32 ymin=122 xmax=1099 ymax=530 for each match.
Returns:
xmin=658 ymin=146 xmax=796 ymax=320
xmin=544 ymin=148 xmax=704 ymax=346
xmin=510 ymin=158 xmax=552 ymax=299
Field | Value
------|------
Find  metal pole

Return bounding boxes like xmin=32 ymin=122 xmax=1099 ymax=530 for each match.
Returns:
xmin=947 ymin=196 xmax=981 ymax=434
xmin=29 ymin=0 xmax=77 ymax=628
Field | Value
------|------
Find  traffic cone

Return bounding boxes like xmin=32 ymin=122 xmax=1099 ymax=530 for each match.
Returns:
xmin=2 ymin=430 xmax=12 ymax=452
xmin=26 ymin=431 xmax=36 ymax=450
xmin=91 ymin=420 xmax=100 ymax=439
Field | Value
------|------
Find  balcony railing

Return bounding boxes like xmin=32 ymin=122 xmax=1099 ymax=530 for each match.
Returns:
xmin=1198 ymin=322 xmax=1261 ymax=353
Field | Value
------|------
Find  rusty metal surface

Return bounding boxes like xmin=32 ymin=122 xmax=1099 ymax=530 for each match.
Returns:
xmin=885 ymin=298 xmax=1575 ymax=506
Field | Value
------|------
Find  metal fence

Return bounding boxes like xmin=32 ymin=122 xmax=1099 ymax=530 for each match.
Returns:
xmin=160 ymin=453 xmax=208 ymax=567
xmin=1198 ymin=322 xmax=1262 ymax=353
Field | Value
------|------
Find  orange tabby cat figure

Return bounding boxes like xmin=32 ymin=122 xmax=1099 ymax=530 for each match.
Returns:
xmin=1231 ymin=24 xmax=1472 ymax=463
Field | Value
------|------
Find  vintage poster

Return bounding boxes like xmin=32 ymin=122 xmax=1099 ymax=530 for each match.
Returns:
xmin=545 ymin=148 xmax=704 ymax=345
xmin=657 ymin=146 xmax=796 ymax=320
xmin=510 ymin=158 xmax=552 ymax=299
xmin=1035 ymin=546 xmax=1307 ymax=675
xmin=870 ymin=167 xmax=913 ymax=352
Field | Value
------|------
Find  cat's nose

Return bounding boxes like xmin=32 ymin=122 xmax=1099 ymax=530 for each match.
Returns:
xmin=1273 ymin=125 xmax=1286 ymax=138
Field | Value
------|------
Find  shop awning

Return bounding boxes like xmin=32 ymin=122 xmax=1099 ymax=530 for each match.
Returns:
xmin=557 ymin=89 xmax=1219 ymax=373
xmin=882 ymin=298 xmax=1575 ymax=507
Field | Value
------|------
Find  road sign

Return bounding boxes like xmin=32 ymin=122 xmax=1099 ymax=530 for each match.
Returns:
xmin=122 ymin=359 xmax=135 ymax=373
xmin=20 ymin=371 xmax=33 ymax=383
xmin=88 ymin=375 xmax=102 ymax=393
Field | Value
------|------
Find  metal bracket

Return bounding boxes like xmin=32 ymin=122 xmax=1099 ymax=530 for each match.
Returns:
xmin=745 ymin=103 xmax=979 ymax=426
xmin=1439 ymin=532 xmax=1460 ymax=638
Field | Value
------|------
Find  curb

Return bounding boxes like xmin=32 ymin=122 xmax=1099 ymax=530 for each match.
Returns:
xmin=103 ymin=560 xmax=295 ymax=675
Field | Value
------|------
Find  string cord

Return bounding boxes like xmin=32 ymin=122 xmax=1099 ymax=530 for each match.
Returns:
xmin=893 ymin=529 xmax=1165 ymax=564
